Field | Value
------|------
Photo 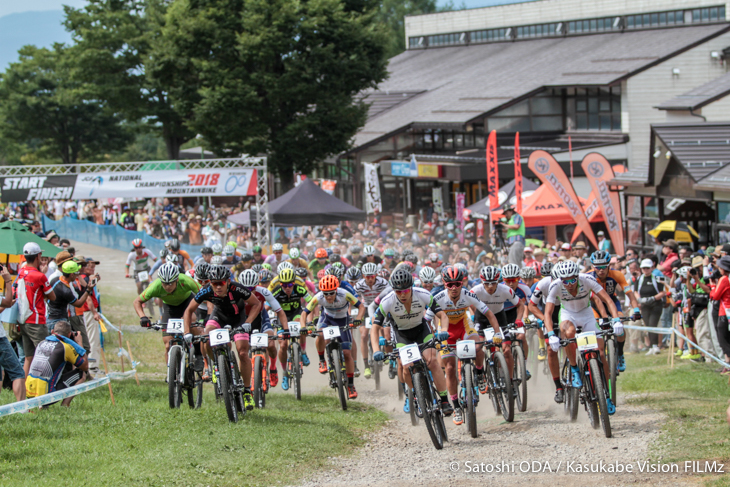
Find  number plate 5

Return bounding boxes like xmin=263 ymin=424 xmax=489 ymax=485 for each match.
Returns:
xmin=251 ymin=333 xmax=268 ymax=347
xmin=209 ymin=329 xmax=230 ymax=346
xmin=324 ymin=326 xmax=341 ymax=339
xmin=456 ymin=340 xmax=476 ymax=359
xmin=398 ymin=343 xmax=421 ymax=365
xmin=167 ymin=319 xmax=184 ymax=334
xmin=576 ymin=331 xmax=598 ymax=351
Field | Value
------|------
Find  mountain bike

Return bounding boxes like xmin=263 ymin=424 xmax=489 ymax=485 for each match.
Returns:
xmin=151 ymin=320 xmax=204 ymax=409
xmin=209 ymin=326 xmax=246 ymax=423
xmin=365 ymin=318 xmax=382 ymax=390
xmin=482 ymin=328 xmax=514 ymax=422
xmin=560 ymin=328 xmax=613 ymax=438
xmin=386 ymin=336 xmax=449 ymax=449
xmin=315 ymin=320 xmax=361 ymax=411
xmin=503 ymin=321 xmax=529 ymax=413
xmin=600 ymin=316 xmax=631 ymax=405
xmin=445 ymin=337 xmax=487 ymax=438
xmin=249 ymin=329 xmax=271 ymax=409
xmin=277 ymin=321 xmax=310 ymax=401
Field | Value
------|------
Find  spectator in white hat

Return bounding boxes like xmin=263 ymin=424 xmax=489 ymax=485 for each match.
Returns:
xmin=597 ymin=230 xmax=611 ymax=252
xmin=634 ymin=258 xmax=666 ymax=356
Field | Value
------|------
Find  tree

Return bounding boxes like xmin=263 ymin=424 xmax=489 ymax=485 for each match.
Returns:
xmin=379 ymin=0 xmax=438 ymax=58
xmin=64 ymin=0 xmax=198 ymax=159
xmin=0 ymin=45 xmax=131 ymax=165
xmin=162 ymin=0 xmax=388 ymax=184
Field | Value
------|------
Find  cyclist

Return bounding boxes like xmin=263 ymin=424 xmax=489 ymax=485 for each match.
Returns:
xmin=544 ymin=260 xmax=622 ymax=414
xmin=134 ymin=263 xmax=202 ymax=368
xmin=194 ymin=246 xmax=213 ymax=265
xmin=252 ymin=245 xmax=267 ymax=265
xmin=168 ymin=239 xmax=194 ymax=270
xmin=265 ymin=243 xmax=289 ymax=268
xmin=125 ymin=239 xmax=157 ymax=316
xmin=238 ymin=269 xmax=289 ymax=388
xmin=521 ymin=265 xmax=546 ymax=361
xmin=296 ymin=267 xmax=317 ymax=294
xmin=222 ymin=245 xmax=240 ymax=271
xmin=308 ymin=248 xmax=329 ymax=284
xmin=300 ymin=275 xmax=365 ymax=399
xmin=183 ymin=265 xmax=262 ymax=410
xmin=521 ymin=266 xmax=537 ymax=289
xmin=353 ymin=263 xmax=392 ymax=379
xmin=287 ymin=248 xmax=310 ymax=277
xmin=586 ymin=250 xmax=641 ymax=372
xmin=345 ymin=245 xmax=361 ymax=265
xmin=345 ymin=267 xmax=362 ymax=287
xmin=326 ymin=265 xmax=361 ymax=376
xmin=382 ymin=248 xmax=397 ymax=270
xmin=433 ymin=265 xmax=501 ymax=425
xmin=371 ymin=267 xmax=452 ymax=415
xmin=417 ymin=267 xmax=437 ymax=292
xmin=501 ymin=263 xmax=532 ymax=379
xmin=258 ymin=269 xmax=274 ymax=291
xmin=230 ymin=252 xmax=253 ymax=280
xmin=362 ymin=245 xmax=382 ymax=266
xmin=270 ymin=268 xmax=313 ymax=390
xmin=268 ymin=262 xmax=305 ymax=290
xmin=212 ymin=243 xmax=224 ymax=257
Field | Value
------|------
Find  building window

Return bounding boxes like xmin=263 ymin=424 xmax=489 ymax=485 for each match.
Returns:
xmin=487 ymin=88 xmax=564 ymax=133
xmin=566 ymin=86 xmax=621 ymax=131
xmin=426 ymin=33 xmax=466 ymax=47
xmin=690 ymin=6 xmax=725 ymax=23
xmin=470 ymin=28 xmax=507 ymax=43
xmin=568 ymin=17 xmax=617 ymax=33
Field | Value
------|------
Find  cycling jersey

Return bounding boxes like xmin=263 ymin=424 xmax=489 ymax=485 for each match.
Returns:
xmin=173 ymin=250 xmax=194 ymax=269
xmin=340 ymin=280 xmax=358 ymax=298
xmin=354 ymin=276 xmax=392 ymax=305
xmin=504 ymin=283 xmax=531 ymax=311
xmin=264 ymin=254 xmax=289 ymax=266
xmin=587 ymin=269 xmax=631 ymax=297
xmin=308 ymin=259 xmax=329 ymax=281
xmin=305 ymin=288 xmax=361 ymax=319
xmin=530 ymin=276 xmax=556 ymax=308
xmin=374 ymin=287 xmax=441 ymax=331
xmin=126 ymin=249 xmax=156 ymax=273
xmin=432 ymin=288 xmax=491 ymax=325
xmin=546 ymin=273 xmax=604 ymax=313
xmin=26 ymin=335 xmax=86 ymax=398
xmin=194 ymin=281 xmax=254 ymax=325
xmin=267 ymin=275 xmax=307 ymax=291
xmin=140 ymin=274 xmax=201 ymax=306
xmin=271 ymin=284 xmax=311 ymax=319
xmin=470 ymin=283 xmax=518 ymax=314
xmin=252 ymin=285 xmax=282 ymax=313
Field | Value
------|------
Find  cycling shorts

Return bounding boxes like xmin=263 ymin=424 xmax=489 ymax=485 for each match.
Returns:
xmin=318 ymin=315 xmax=353 ymax=350
xmin=559 ymin=306 xmax=599 ymax=334
xmin=505 ymin=307 xmax=518 ymax=327
xmin=591 ymin=296 xmax=622 ymax=318
xmin=161 ymin=294 xmax=194 ymax=337
xmin=440 ymin=317 xmax=478 ymax=358
xmin=393 ymin=320 xmax=432 ymax=348
xmin=476 ymin=308 xmax=507 ymax=329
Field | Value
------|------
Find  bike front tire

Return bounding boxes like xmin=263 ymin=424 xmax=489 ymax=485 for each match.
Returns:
xmin=168 ymin=346 xmax=183 ymax=409
xmin=413 ymin=369 xmax=443 ymax=450
xmin=218 ymin=353 xmax=238 ymax=423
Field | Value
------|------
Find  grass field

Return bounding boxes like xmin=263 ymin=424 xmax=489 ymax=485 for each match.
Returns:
xmin=622 ymin=353 xmax=730 ymax=486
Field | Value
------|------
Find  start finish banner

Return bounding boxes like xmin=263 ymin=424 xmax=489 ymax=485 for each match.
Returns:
xmin=72 ymin=168 xmax=258 ymax=200
xmin=0 ymin=175 xmax=78 ymax=202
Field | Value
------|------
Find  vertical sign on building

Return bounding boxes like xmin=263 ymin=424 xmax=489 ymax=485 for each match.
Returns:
xmin=514 ymin=132 xmax=523 ymax=214
xmin=455 ymin=193 xmax=465 ymax=244
xmin=363 ymin=163 xmax=382 ymax=214
xmin=581 ymin=153 xmax=625 ymax=255
xmin=432 ymin=187 xmax=444 ymax=217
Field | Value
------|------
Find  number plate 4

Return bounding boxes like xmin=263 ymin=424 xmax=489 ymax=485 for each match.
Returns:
xmin=456 ymin=340 xmax=476 ymax=359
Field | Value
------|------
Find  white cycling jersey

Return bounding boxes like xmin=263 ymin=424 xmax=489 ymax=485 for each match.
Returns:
xmin=546 ymin=273 xmax=603 ymax=313
xmin=305 ymin=288 xmax=360 ymax=319
xmin=531 ymin=276 xmax=557 ymax=307
xmin=255 ymin=285 xmax=282 ymax=313
xmin=354 ymin=276 xmax=392 ymax=305
xmin=126 ymin=249 xmax=156 ymax=273
xmin=470 ymin=283 xmax=518 ymax=314
xmin=375 ymin=287 xmax=440 ymax=330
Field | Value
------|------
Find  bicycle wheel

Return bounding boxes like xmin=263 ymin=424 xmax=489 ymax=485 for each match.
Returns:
xmin=291 ymin=343 xmax=302 ymax=401
xmin=253 ymin=356 xmax=265 ymax=409
xmin=370 ymin=343 xmax=381 ymax=391
xmin=486 ymin=356 xmax=501 ymax=416
xmin=218 ymin=353 xmax=238 ymax=423
xmin=228 ymin=349 xmax=245 ymax=414
xmin=560 ymin=358 xmax=570 ymax=416
xmin=413 ymin=369 xmax=443 ymax=450
xmin=528 ymin=331 xmax=540 ymax=381
xmin=331 ymin=349 xmax=348 ymax=411
xmin=493 ymin=351 xmax=514 ymax=422
xmin=463 ymin=363 xmax=477 ymax=438
xmin=187 ymin=368 xmax=203 ymax=409
xmin=168 ymin=346 xmax=182 ymax=409
xmin=408 ymin=384 xmax=418 ymax=426
xmin=512 ymin=345 xmax=527 ymax=412
xmin=606 ymin=338 xmax=617 ymax=404
xmin=588 ymin=357 xmax=612 ymax=438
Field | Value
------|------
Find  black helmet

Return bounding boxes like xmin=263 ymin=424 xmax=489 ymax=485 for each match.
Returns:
xmin=201 ymin=246 xmax=213 ymax=255
xmin=195 ymin=262 xmax=211 ymax=281
xmin=208 ymin=265 xmax=230 ymax=281
xmin=251 ymin=264 xmax=264 ymax=273
xmin=295 ymin=267 xmax=308 ymax=278
xmin=442 ymin=265 xmax=465 ymax=284
xmin=389 ymin=267 xmax=413 ymax=291
xmin=169 ymin=238 xmax=180 ymax=251
xmin=241 ymin=253 xmax=253 ymax=262
xmin=159 ymin=249 xmax=168 ymax=258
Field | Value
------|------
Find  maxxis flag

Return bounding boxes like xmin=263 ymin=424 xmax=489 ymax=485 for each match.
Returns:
xmin=581 ymin=153 xmax=625 ymax=255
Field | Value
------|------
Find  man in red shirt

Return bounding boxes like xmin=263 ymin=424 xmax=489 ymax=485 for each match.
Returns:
xmin=17 ymin=242 xmax=56 ymax=375
xmin=658 ymin=239 xmax=679 ymax=279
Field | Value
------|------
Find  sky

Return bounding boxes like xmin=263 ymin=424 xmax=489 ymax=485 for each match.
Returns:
xmin=0 ymin=0 xmax=87 ymax=17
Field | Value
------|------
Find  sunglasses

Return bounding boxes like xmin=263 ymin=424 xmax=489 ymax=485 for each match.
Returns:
xmin=445 ymin=282 xmax=463 ymax=289
xmin=562 ymin=277 xmax=578 ymax=285
xmin=282 ymin=283 xmax=294 ymax=288
xmin=594 ymin=265 xmax=609 ymax=270
xmin=395 ymin=288 xmax=411 ymax=294
xmin=504 ymin=278 xmax=518 ymax=283
xmin=483 ymin=281 xmax=498 ymax=285
xmin=211 ymin=280 xmax=227 ymax=286
xmin=323 ymin=291 xmax=337 ymax=296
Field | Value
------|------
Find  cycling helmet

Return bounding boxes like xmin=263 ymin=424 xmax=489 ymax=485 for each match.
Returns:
xmin=262 ymin=263 xmax=272 ymax=271
xmin=226 ymin=241 xmax=237 ymax=249
xmin=406 ymin=254 xmax=419 ymax=266
xmin=166 ymin=253 xmax=178 ymax=263
xmin=377 ymin=268 xmax=391 ymax=280
xmin=315 ymin=248 xmax=327 ymax=259
xmin=158 ymin=263 xmax=180 ymax=283
xmin=295 ymin=267 xmax=308 ymax=278
xmin=289 ymin=248 xmax=300 ymax=259
xmin=278 ymin=268 xmax=295 ymax=283
xmin=590 ymin=250 xmax=611 ymax=266
xmin=169 ymin=238 xmax=180 ymax=251
xmin=501 ymin=263 xmax=521 ymax=279
xmin=345 ymin=267 xmax=362 ymax=281
xmin=195 ymin=262 xmax=211 ymax=281
xmin=554 ymin=260 xmax=580 ymax=279
xmin=208 ymin=265 xmax=230 ymax=281
xmin=317 ymin=269 xmax=327 ymax=280
xmin=252 ymin=245 xmax=262 ymax=253
xmin=239 ymin=269 xmax=260 ymax=287
xmin=164 ymin=240 xmax=172 ymax=249
xmin=132 ymin=238 xmax=143 ymax=248
xmin=210 ymin=255 xmax=223 ymax=265
xmin=540 ymin=261 xmax=554 ymax=277
xmin=455 ymin=262 xmax=468 ymax=275
xmin=363 ymin=245 xmax=376 ymax=256
xmin=419 ymin=266 xmax=437 ymax=284
xmin=241 ymin=253 xmax=253 ymax=262
xmin=442 ymin=265 xmax=465 ymax=284
xmin=159 ymin=249 xmax=168 ymax=258
xmin=428 ymin=252 xmax=440 ymax=262
xmin=277 ymin=261 xmax=294 ymax=273
xmin=329 ymin=253 xmax=341 ymax=263
xmin=212 ymin=243 xmax=223 ymax=255
xmin=480 ymin=266 xmax=501 ymax=283
xmin=258 ymin=269 xmax=274 ymax=283
xmin=319 ymin=275 xmax=340 ymax=292
xmin=520 ymin=266 xmax=536 ymax=280
xmin=384 ymin=248 xmax=395 ymax=257
xmin=223 ymin=245 xmax=235 ymax=256
xmin=201 ymin=246 xmax=213 ymax=255
xmin=390 ymin=267 xmax=414 ymax=290
xmin=272 ymin=243 xmax=283 ymax=252
xmin=350 ymin=245 xmax=361 ymax=254
xmin=251 ymin=264 xmax=263 ymax=273
xmin=361 ymin=263 xmax=378 ymax=276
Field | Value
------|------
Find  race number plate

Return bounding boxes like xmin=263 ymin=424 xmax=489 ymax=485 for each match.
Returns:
xmin=483 ymin=328 xmax=495 ymax=341
xmin=324 ymin=326 xmax=341 ymax=339
xmin=251 ymin=333 xmax=269 ymax=347
xmin=137 ymin=271 xmax=149 ymax=282
xmin=576 ymin=331 xmax=599 ymax=351
xmin=209 ymin=329 xmax=230 ymax=346
xmin=456 ymin=340 xmax=476 ymax=359
xmin=365 ymin=317 xmax=372 ymax=329
xmin=398 ymin=343 xmax=422 ymax=365
xmin=350 ymin=309 xmax=359 ymax=317
xmin=167 ymin=319 xmax=184 ymax=334
xmin=289 ymin=322 xmax=301 ymax=337
xmin=516 ymin=327 xmax=525 ymax=335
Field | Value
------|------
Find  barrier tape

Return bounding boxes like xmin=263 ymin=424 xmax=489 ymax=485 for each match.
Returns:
xmin=100 ymin=314 xmax=121 ymax=334
xmin=106 ymin=370 xmax=139 ymax=380
xmin=0 ymin=377 xmax=111 ymax=417
xmin=624 ymin=324 xmax=730 ymax=369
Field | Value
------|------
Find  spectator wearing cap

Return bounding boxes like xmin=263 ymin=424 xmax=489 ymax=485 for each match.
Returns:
xmin=572 ymin=241 xmax=589 ymax=268
xmin=597 ymin=230 xmax=611 ymax=252
xmin=0 ymin=265 xmax=25 ymax=403
xmin=523 ymin=247 xmax=537 ymax=269
xmin=16 ymin=242 xmax=57 ymax=375
xmin=501 ymin=204 xmax=525 ymax=267
xmin=686 ymin=255 xmax=713 ymax=360
xmin=710 ymin=256 xmax=730 ymax=371
xmin=47 ymin=260 xmax=94 ymax=355
xmin=659 ymin=239 xmax=679 ymax=279
xmin=72 ymin=257 xmax=102 ymax=374
xmin=47 ymin=250 xmax=75 ymax=282
xmin=559 ymin=242 xmax=572 ymax=260
xmin=634 ymin=258 xmax=667 ymax=355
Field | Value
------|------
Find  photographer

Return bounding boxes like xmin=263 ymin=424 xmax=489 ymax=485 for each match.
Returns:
xmin=500 ymin=204 xmax=525 ymax=267
xmin=685 ymin=256 xmax=712 ymax=360
xmin=47 ymin=261 xmax=94 ymax=357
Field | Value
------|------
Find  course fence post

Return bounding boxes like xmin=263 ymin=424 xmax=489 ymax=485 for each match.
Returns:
xmin=100 ymin=349 xmax=116 ymax=405
xmin=127 ymin=340 xmax=140 ymax=386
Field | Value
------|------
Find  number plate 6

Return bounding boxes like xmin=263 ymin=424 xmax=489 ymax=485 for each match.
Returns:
xmin=209 ymin=329 xmax=230 ymax=346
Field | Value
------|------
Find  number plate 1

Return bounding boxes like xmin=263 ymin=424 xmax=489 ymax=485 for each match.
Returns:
xmin=576 ymin=331 xmax=598 ymax=351
xmin=456 ymin=340 xmax=476 ymax=359
xmin=398 ymin=343 xmax=421 ymax=365
xmin=137 ymin=271 xmax=149 ymax=282
xmin=324 ymin=326 xmax=341 ymax=339
xmin=210 ymin=329 xmax=230 ymax=346
xmin=288 ymin=322 xmax=301 ymax=337
xmin=251 ymin=333 xmax=268 ymax=347
xmin=167 ymin=319 xmax=184 ymax=334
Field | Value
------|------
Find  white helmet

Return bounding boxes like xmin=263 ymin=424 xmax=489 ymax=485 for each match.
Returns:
xmin=223 ymin=245 xmax=235 ymax=256
xmin=238 ymin=269 xmax=260 ymax=287
xmin=362 ymin=263 xmax=378 ymax=276
xmin=277 ymin=261 xmax=294 ymax=273
xmin=419 ymin=266 xmax=437 ymax=284
xmin=272 ymin=243 xmax=284 ymax=252
xmin=166 ymin=253 xmax=178 ymax=263
xmin=212 ymin=243 xmax=223 ymax=255
xmin=501 ymin=263 xmax=521 ymax=279
xmin=158 ymin=263 xmax=180 ymax=283
xmin=210 ymin=255 xmax=224 ymax=265
xmin=480 ymin=266 xmax=501 ymax=282
xmin=555 ymin=260 xmax=580 ymax=280
xmin=363 ymin=245 xmax=376 ymax=256
xmin=520 ymin=266 xmax=536 ymax=280
xmin=289 ymin=248 xmax=300 ymax=259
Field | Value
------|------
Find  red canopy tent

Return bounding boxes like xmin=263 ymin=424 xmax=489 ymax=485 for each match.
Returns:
xmin=491 ymin=184 xmax=602 ymax=227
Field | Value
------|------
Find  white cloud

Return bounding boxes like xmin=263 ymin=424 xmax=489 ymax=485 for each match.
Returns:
xmin=0 ymin=0 xmax=88 ymax=18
